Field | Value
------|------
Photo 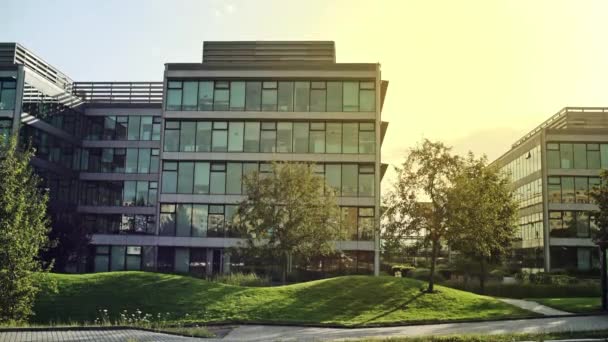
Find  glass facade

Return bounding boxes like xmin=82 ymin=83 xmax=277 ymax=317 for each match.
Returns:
xmin=547 ymin=142 xmax=606 ymax=169
xmin=79 ymin=148 xmax=159 ymax=173
xmin=83 ymin=214 xmax=156 ymax=235
xmin=550 ymin=246 xmax=599 ymax=271
xmin=0 ymin=78 xmax=16 ymax=111
xmin=547 ymin=176 xmax=600 ymax=204
xmin=549 ymin=210 xmax=598 ymax=238
xmin=0 ymin=119 xmax=11 ymax=138
xmin=161 ymin=161 xmax=375 ymax=197
xmin=83 ymin=115 xmax=161 ymax=141
xmin=516 ymin=212 xmax=544 ymax=242
xmin=164 ymin=120 xmax=375 ymax=154
xmin=513 ymin=178 xmax=542 ymax=208
xmin=166 ymin=80 xmax=376 ymax=112
xmin=94 ymin=245 xmax=144 ymax=272
xmin=500 ymin=145 xmax=541 ymax=181
xmin=79 ymin=181 xmax=157 ymax=207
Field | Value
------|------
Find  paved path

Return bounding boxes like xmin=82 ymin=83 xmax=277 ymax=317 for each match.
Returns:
xmin=498 ymin=298 xmax=572 ymax=316
xmin=215 ymin=315 xmax=608 ymax=341
xmin=0 ymin=329 xmax=201 ymax=342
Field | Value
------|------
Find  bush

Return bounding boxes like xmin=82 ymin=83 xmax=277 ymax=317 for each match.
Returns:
xmin=409 ymin=268 xmax=445 ymax=283
xmin=212 ymin=272 xmax=270 ymax=287
xmin=443 ymin=280 xmax=599 ymax=298
xmin=390 ymin=264 xmax=415 ymax=276
xmin=489 ymin=269 xmax=507 ymax=279
xmin=517 ymin=272 xmax=579 ymax=285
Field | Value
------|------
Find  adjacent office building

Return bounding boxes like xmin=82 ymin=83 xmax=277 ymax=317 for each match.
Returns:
xmin=0 ymin=41 xmax=389 ymax=276
xmin=492 ymin=107 xmax=608 ymax=273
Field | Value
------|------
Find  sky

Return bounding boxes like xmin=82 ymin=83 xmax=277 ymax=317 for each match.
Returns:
xmin=3 ymin=0 xmax=608 ymax=189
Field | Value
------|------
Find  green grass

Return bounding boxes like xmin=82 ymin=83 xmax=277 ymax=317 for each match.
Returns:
xmin=32 ymin=272 xmax=534 ymax=326
xmin=530 ymin=297 xmax=601 ymax=313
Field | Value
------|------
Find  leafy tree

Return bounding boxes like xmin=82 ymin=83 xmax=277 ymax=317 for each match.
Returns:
xmin=236 ymin=162 xmax=342 ymax=284
xmin=0 ymin=135 xmax=50 ymax=322
xmin=41 ymin=213 xmax=91 ymax=273
xmin=590 ymin=170 xmax=608 ymax=311
xmin=446 ymin=153 xmax=518 ymax=293
xmin=383 ymin=139 xmax=461 ymax=292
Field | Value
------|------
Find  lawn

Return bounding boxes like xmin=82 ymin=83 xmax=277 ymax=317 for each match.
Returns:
xmin=530 ymin=297 xmax=600 ymax=313
xmin=32 ymin=272 xmax=534 ymax=326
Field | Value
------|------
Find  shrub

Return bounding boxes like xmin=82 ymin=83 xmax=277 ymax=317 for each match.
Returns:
xmin=390 ymin=264 xmax=415 ymax=276
xmin=212 ymin=272 xmax=270 ymax=287
xmin=409 ymin=268 xmax=446 ymax=283
xmin=489 ymin=269 xmax=507 ymax=279
xmin=443 ymin=280 xmax=599 ymax=298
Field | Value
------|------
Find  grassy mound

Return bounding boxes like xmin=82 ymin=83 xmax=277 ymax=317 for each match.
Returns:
xmin=33 ymin=272 xmax=533 ymax=326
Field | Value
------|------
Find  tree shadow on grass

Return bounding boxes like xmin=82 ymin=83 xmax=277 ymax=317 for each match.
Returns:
xmin=359 ymin=291 xmax=426 ymax=325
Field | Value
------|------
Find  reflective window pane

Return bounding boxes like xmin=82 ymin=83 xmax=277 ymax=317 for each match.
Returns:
xmin=226 ymin=162 xmax=243 ymax=194
xmin=342 ymin=123 xmax=358 ymax=153
xmin=244 ymin=122 xmax=260 ymax=152
xmin=277 ymin=122 xmax=293 ymax=153
xmin=245 ymin=82 xmax=262 ymax=111
xmin=182 ymin=81 xmax=198 ymax=111
xmin=196 ymin=122 xmax=212 ymax=152
xmin=230 ymin=81 xmax=245 ymax=111
xmin=278 ymin=82 xmax=294 ymax=112
xmin=228 ymin=122 xmax=244 ymax=152
xmin=198 ymin=81 xmax=214 ymax=111
xmin=327 ymin=82 xmax=343 ymax=112
xmin=293 ymin=123 xmax=309 ymax=153
xmin=343 ymin=82 xmax=359 ymax=112
xmin=176 ymin=204 xmax=192 ymax=237
xmin=177 ymin=162 xmax=194 ymax=194
xmin=294 ymin=82 xmax=310 ymax=112
xmin=194 ymin=162 xmax=210 ymax=194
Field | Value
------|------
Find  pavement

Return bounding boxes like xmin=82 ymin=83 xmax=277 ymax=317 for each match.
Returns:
xmin=497 ymin=298 xmax=572 ymax=316
xmin=3 ymin=315 xmax=608 ymax=342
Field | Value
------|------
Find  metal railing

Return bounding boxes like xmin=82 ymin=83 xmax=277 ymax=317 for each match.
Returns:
xmin=71 ymin=82 xmax=163 ymax=104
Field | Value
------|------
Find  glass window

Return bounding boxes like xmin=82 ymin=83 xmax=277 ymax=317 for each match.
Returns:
xmin=126 ymin=148 xmax=138 ymax=173
xmin=262 ymin=81 xmax=278 ymax=111
xmin=115 ymin=116 xmax=128 ymax=140
xmin=228 ymin=122 xmax=244 ymax=152
xmin=587 ymin=144 xmax=601 ymax=169
xmin=294 ymin=82 xmax=310 ymax=112
xmin=128 ymin=116 xmax=141 ymax=140
xmin=577 ymin=248 xmax=591 ymax=271
xmin=327 ymin=82 xmax=343 ymax=112
xmin=182 ymin=81 xmax=198 ymax=111
xmin=140 ymin=116 xmax=153 ymax=141
xmin=111 ymin=246 xmax=126 ymax=271
xmin=342 ymin=164 xmax=358 ymax=196
xmin=150 ymin=149 xmax=160 ymax=173
xmin=601 ymin=144 xmax=608 ymax=169
xmin=179 ymin=122 xmax=196 ymax=152
xmin=123 ymin=181 xmax=137 ymax=206
xmin=310 ymin=82 xmax=326 ymax=112
xmin=210 ymin=163 xmax=226 ymax=194
xmin=260 ymin=122 xmax=276 ymax=153
xmin=326 ymin=123 xmax=342 ymax=153
xmin=213 ymin=81 xmax=230 ymax=110
xmin=325 ymin=164 xmax=341 ymax=194
xmin=137 ymin=149 xmax=150 ymax=173
xmin=208 ymin=208 xmax=225 ymax=238
xmin=198 ymin=81 xmax=214 ymax=111
xmin=159 ymin=204 xmax=176 ymax=236
xmin=177 ymin=162 xmax=194 ymax=194
xmin=359 ymin=123 xmax=375 ymax=154
xmin=164 ymin=122 xmax=179 ymax=152
xmin=577 ymin=212 xmax=590 ymax=238
xmin=194 ymin=162 xmax=210 ymax=194
xmin=562 ymin=177 xmax=575 ymax=203
xmin=0 ymin=80 xmax=16 ymax=111
xmin=547 ymin=144 xmax=561 ymax=169
xmin=244 ymin=122 xmax=260 ymax=152
xmin=590 ymin=177 xmax=601 ymax=204
xmin=136 ymin=181 xmax=149 ymax=206
xmin=573 ymin=143 xmax=587 ymax=169
xmin=230 ymin=81 xmax=245 ymax=111
xmin=293 ymin=123 xmax=309 ymax=153
xmin=103 ymin=116 xmax=116 ymax=140
xmin=162 ymin=162 xmax=178 ymax=193
xmin=277 ymin=122 xmax=293 ymax=153
xmin=560 ymin=143 xmax=573 ymax=169
xmin=166 ymin=81 xmax=182 ymax=111
xmin=246 ymin=82 xmax=262 ymax=111
xmin=192 ymin=204 xmax=208 ymax=237
xmin=126 ymin=246 xmax=142 ymax=271
xmin=548 ymin=177 xmax=561 ymax=203
xmin=175 ymin=248 xmax=190 ymax=273
xmin=575 ymin=177 xmax=588 ymax=204
xmin=176 ymin=204 xmax=192 ymax=237
xmin=343 ymin=82 xmax=359 ymax=112
xmin=342 ymin=123 xmax=358 ymax=153
xmin=226 ymin=162 xmax=243 ymax=194
xmin=278 ymin=82 xmax=294 ymax=112
xmin=359 ymin=81 xmax=376 ymax=111
xmin=195 ymin=122 xmax=212 ymax=152
xmin=212 ymin=122 xmax=228 ymax=152
xmin=359 ymin=165 xmax=375 ymax=197
xmin=341 ymin=207 xmax=358 ymax=240
xmin=152 ymin=117 xmax=161 ymax=141
xmin=309 ymin=122 xmax=325 ymax=153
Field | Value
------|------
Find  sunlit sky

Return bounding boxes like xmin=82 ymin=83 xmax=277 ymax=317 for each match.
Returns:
xmin=3 ymin=0 xmax=608 ymax=189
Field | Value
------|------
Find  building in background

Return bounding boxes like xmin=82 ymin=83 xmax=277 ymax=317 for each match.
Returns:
xmin=0 ymin=41 xmax=389 ymax=276
xmin=492 ymin=107 xmax=608 ymax=274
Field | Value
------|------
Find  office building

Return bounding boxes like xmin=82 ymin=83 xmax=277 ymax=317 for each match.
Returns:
xmin=0 ymin=41 xmax=389 ymax=276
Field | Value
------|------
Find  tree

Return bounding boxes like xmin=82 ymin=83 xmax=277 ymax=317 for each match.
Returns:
xmin=0 ymin=135 xmax=50 ymax=322
xmin=236 ymin=162 xmax=342 ymax=284
xmin=41 ymin=213 xmax=91 ymax=273
xmin=446 ymin=153 xmax=518 ymax=293
xmin=590 ymin=170 xmax=608 ymax=311
xmin=383 ymin=139 xmax=461 ymax=292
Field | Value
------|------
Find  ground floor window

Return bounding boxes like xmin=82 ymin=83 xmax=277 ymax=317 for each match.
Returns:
xmin=550 ymin=246 xmax=599 ymax=272
xmin=93 ymin=245 xmax=143 ymax=272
